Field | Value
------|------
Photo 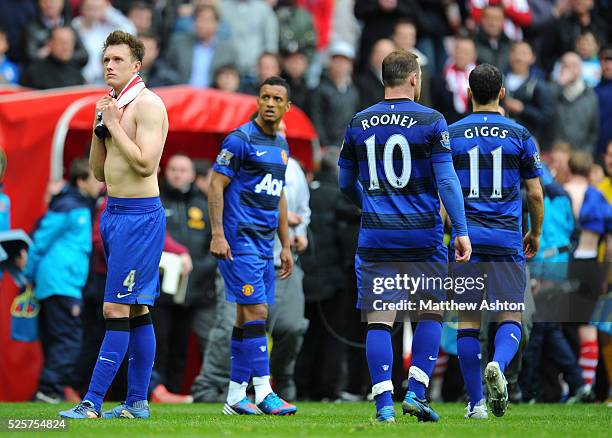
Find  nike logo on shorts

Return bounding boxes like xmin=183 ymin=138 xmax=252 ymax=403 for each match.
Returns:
xmin=117 ymin=292 xmax=132 ymax=298
xmin=256 ymin=151 xmax=267 ymax=156
xmin=429 ymin=356 xmax=438 ymax=361
xmin=510 ymin=333 xmax=520 ymax=344
xmin=99 ymin=356 xmax=116 ymax=363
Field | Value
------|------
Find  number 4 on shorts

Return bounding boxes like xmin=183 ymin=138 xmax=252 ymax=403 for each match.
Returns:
xmin=123 ymin=270 xmax=136 ymax=292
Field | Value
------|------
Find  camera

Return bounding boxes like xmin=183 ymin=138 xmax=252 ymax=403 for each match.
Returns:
xmin=94 ymin=112 xmax=110 ymax=139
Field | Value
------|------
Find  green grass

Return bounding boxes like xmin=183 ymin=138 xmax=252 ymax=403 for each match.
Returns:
xmin=0 ymin=402 xmax=610 ymax=438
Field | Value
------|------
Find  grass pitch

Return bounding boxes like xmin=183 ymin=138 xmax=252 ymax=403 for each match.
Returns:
xmin=0 ymin=402 xmax=610 ymax=437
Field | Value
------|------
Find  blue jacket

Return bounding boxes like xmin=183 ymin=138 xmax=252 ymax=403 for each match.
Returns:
xmin=23 ymin=186 xmax=92 ymax=300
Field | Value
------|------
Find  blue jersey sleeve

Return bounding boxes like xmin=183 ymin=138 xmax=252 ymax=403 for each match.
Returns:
xmin=213 ymin=131 xmax=248 ymax=179
xmin=338 ymin=124 xmax=357 ymax=170
xmin=520 ymin=130 xmax=543 ymax=179
xmin=429 ymin=114 xmax=453 ymax=164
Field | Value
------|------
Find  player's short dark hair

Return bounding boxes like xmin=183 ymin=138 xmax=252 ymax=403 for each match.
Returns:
xmin=194 ymin=4 xmax=219 ymax=22
xmin=69 ymin=158 xmax=91 ymax=186
xmin=382 ymin=50 xmax=420 ymax=88
xmin=259 ymin=76 xmax=291 ymax=100
xmin=469 ymin=63 xmax=504 ymax=105
xmin=569 ymin=150 xmax=593 ymax=177
xmin=103 ymin=30 xmax=145 ymax=62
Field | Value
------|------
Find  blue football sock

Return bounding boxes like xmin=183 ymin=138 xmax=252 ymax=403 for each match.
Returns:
xmin=125 ymin=313 xmax=156 ymax=406
xmin=493 ymin=321 xmax=522 ymax=372
xmin=242 ymin=321 xmax=269 ymax=378
xmin=408 ymin=317 xmax=442 ymax=399
xmin=84 ymin=317 xmax=130 ymax=411
xmin=366 ymin=324 xmax=394 ymax=411
xmin=457 ymin=328 xmax=483 ymax=408
xmin=230 ymin=326 xmax=250 ymax=384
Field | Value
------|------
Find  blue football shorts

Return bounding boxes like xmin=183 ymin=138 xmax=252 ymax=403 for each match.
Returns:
xmin=101 ymin=196 xmax=165 ymax=306
xmin=218 ymin=254 xmax=275 ymax=305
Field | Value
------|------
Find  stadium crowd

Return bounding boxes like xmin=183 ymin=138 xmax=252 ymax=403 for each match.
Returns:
xmin=1 ymin=0 xmax=612 ymax=407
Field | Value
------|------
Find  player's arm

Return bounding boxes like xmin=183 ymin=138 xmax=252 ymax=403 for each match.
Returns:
xmin=277 ymin=189 xmax=293 ymax=279
xmin=523 ymin=177 xmax=544 ymax=258
xmin=431 ymin=119 xmax=470 ymax=262
xmin=90 ymin=97 xmax=111 ymax=181
xmin=103 ymin=97 xmax=165 ymax=177
xmin=337 ymin=128 xmax=363 ymax=208
xmin=520 ymin=132 xmax=545 ymax=258
xmin=209 ymin=170 xmax=233 ymax=260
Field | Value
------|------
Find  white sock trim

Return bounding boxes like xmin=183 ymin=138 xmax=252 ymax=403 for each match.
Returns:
xmin=226 ymin=381 xmax=247 ymax=405
xmin=253 ymin=376 xmax=273 ymax=404
xmin=371 ymin=380 xmax=394 ymax=397
xmin=408 ymin=365 xmax=430 ymax=388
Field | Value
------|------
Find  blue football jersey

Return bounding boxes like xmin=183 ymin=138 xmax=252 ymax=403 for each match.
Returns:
xmin=449 ymin=111 xmax=543 ymax=255
xmin=338 ymin=98 xmax=452 ymax=261
xmin=213 ymin=121 xmax=289 ymax=258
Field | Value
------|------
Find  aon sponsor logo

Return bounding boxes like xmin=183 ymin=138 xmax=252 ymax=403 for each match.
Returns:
xmin=254 ymin=173 xmax=283 ymax=196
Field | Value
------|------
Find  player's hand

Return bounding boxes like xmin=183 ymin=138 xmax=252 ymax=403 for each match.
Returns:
xmin=504 ymin=98 xmax=524 ymax=114
xmin=287 ymin=211 xmax=302 ymax=227
xmin=279 ymin=246 xmax=293 ymax=279
xmin=179 ymin=253 xmax=193 ymax=275
xmin=523 ymin=231 xmax=540 ymax=259
xmin=15 ymin=249 xmax=28 ymax=270
xmin=454 ymin=235 xmax=472 ymax=263
xmin=210 ymin=235 xmax=233 ymax=260
xmin=293 ymin=235 xmax=308 ymax=253
xmin=101 ymin=98 xmax=123 ymax=127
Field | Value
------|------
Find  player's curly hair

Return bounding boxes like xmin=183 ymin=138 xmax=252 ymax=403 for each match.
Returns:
xmin=469 ymin=63 xmax=504 ymax=105
xmin=103 ymin=30 xmax=145 ymax=62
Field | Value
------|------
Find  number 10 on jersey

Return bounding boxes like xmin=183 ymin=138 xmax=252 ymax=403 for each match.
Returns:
xmin=365 ymin=134 xmax=412 ymax=190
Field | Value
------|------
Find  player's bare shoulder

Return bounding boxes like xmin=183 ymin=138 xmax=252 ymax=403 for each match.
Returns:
xmin=135 ymin=89 xmax=168 ymax=125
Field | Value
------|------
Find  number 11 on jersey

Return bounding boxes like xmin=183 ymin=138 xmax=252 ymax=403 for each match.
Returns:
xmin=467 ymin=146 xmax=503 ymax=199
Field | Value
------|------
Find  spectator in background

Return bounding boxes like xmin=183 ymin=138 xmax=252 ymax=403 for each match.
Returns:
xmin=548 ymin=141 xmax=572 ymax=185
xmin=595 ymin=46 xmax=612 ymax=156
xmin=213 ymin=64 xmax=241 ymax=92
xmin=503 ymin=41 xmax=555 ymax=149
xmin=24 ymin=158 xmax=102 ymax=403
xmin=280 ymin=48 xmax=310 ymax=111
xmin=551 ymin=51 xmax=599 ymax=154
xmin=138 ymin=32 xmax=180 ymax=87
xmin=354 ymin=0 xmax=419 ymax=73
xmin=551 ymin=0 xmax=608 ymax=70
xmin=432 ymin=36 xmax=476 ymax=124
xmin=474 ymin=5 xmax=512 ymax=72
xmin=469 ymin=0 xmax=532 ymax=41
xmin=193 ymin=159 xmax=212 ymax=197
xmin=0 ymin=28 xmax=19 ymax=85
xmin=355 ymin=38 xmax=395 ymax=110
xmin=127 ymin=1 xmax=155 ymax=36
xmin=21 ymin=26 xmax=85 ymax=89
xmin=0 ymin=0 xmax=37 ymax=63
xmin=415 ymin=0 xmax=460 ymax=75
xmin=157 ymin=154 xmax=217 ymax=395
xmin=296 ymin=148 xmax=351 ymax=401
xmin=309 ymin=41 xmax=359 ymax=148
xmin=391 ymin=18 xmax=430 ymax=106
xmin=275 ymin=0 xmax=317 ymax=64
xmin=297 ymin=0 xmax=334 ymax=52
xmin=268 ymin=121 xmax=310 ymax=401
xmin=220 ymin=0 xmax=279 ymax=78
xmin=25 ymin=0 xmax=88 ymax=68
xmin=164 ymin=5 xmax=236 ymax=88
xmin=241 ymin=52 xmax=281 ymax=95
xmin=72 ymin=0 xmax=136 ymax=84
xmin=575 ymin=31 xmax=601 ymax=87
